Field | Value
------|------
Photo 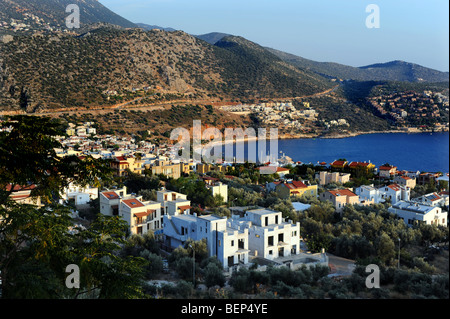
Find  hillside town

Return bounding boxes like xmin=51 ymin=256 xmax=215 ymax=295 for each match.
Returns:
xmin=5 ymin=120 xmax=449 ymax=279
xmin=367 ymin=90 xmax=449 ymax=131
xmin=221 ymin=101 xmax=349 ymax=133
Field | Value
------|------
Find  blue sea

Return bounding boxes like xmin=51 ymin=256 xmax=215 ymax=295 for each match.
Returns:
xmin=227 ymin=132 xmax=449 ymax=173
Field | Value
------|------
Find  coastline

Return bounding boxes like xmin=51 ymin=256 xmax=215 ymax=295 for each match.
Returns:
xmin=194 ymin=129 xmax=449 ymax=152
xmin=281 ymin=128 xmax=449 ymax=140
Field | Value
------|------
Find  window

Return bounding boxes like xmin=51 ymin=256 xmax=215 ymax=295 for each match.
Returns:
xmin=269 ymin=250 xmax=273 ymax=255
xmin=268 ymin=236 xmax=274 ymax=246
xmin=275 ymin=215 xmax=279 ymax=224
xmin=265 ymin=217 xmax=269 ymax=226
xmin=231 ymin=240 xmax=234 ymax=246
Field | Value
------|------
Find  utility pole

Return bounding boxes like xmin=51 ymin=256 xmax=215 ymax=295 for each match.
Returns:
xmin=398 ymin=238 xmax=401 ymax=269
xmin=189 ymin=243 xmax=195 ymax=286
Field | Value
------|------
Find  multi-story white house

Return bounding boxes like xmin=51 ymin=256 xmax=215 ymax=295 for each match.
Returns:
xmin=157 ymin=190 xmax=191 ymax=216
xmin=388 ymin=201 xmax=447 ymax=227
xmin=119 ymin=198 xmax=162 ymax=235
xmin=206 ymin=182 xmax=228 ymax=203
xmin=162 ymin=208 xmax=301 ymax=269
xmin=315 ymin=171 xmax=351 ymax=186
xmin=100 ymin=186 xmax=162 ymax=235
xmin=163 ymin=213 xmax=250 ymax=269
xmin=238 ymin=208 xmax=301 ymax=260
xmin=99 ymin=186 xmax=127 ymax=217
xmin=379 ymin=184 xmax=410 ymax=204
xmin=394 ymin=175 xmax=417 ymax=189
xmin=355 ymin=185 xmax=381 ymax=203
xmin=355 ymin=183 xmax=410 ymax=205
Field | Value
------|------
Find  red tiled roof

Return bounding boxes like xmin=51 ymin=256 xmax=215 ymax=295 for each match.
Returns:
xmin=282 ymin=181 xmax=307 ymax=189
xmin=331 ymin=160 xmax=346 ymax=166
xmin=134 ymin=211 xmax=151 ymax=218
xmin=178 ymin=205 xmax=192 ymax=210
xmin=6 ymin=184 xmax=36 ymax=192
xmin=122 ymin=199 xmax=144 ymax=208
xmin=349 ymin=161 xmax=371 ymax=167
xmin=379 ymin=165 xmax=397 ymax=171
xmin=329 ymin=189 xmax=357 ymax=197
xmin=102 ymin=191 xmax=119 ymax=200
xmin=387 ymin=184 xmax=402 ymax=191
xmin=134 ymin=209 xmax=156 ymax=218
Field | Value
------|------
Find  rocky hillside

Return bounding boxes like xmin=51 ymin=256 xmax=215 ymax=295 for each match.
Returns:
xmin=0 ymin=0 xmax=136 ymax=32
xmin=0 ymin=27 xmax=334 ymax=113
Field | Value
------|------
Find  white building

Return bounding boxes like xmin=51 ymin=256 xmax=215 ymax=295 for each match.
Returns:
xmin=379 ymin=184 xmax=410 ymax=204
xmin=163 ymin=213 xmax=249 ymax=269
xmin=100 ymin=186 xmax=162 ymax=235
xmin=238 ymin=208 xmax=301 ymax=260
xmin=119 ymin=198 xmax=162 ymax=235
xmin=388 ymin=201 xmax=447 ymax=227
xmin=162 ymin=208 xmax=301 ymax=269
xmin=157 ymin=190 xmax=191 ymax=216
xmin=315 ymin=171 xmax=351 ymax=186
xmin=207 ymin=182 xmax=228 ymax=203
xmin=411 ymin=192 xmax=449 ymax=208
xmin=355 ymin=185 xmax=381 ymax=203
xmin=61 ymin=182 xmax=98 ymax=206
xmin=355 ymin=183 xmax=410 ymax=205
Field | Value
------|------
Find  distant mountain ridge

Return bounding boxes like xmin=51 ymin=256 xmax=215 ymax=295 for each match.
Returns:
xmin=136 ymin=23 xmax=176 ymax=32
xmin=195 ymin=32 xmax=232 ymax=45
xmin=266 ymin=48 xmax=449 ymax=83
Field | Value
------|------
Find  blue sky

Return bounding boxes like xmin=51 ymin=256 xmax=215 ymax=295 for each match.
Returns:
xmin=99 ymin=0 xmax=449 ymax=71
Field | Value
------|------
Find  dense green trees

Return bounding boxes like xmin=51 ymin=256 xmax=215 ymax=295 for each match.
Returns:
xmin=0 ymin=116 xmax=148 ymax=299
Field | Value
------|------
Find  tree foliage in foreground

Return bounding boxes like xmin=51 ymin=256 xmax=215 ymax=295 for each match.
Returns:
xmin=0 ymin=116 xmax=147 ymax=299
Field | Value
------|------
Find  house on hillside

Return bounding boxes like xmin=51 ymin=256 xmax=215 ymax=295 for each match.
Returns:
xmin=320 ymin=189 xmax=360 ymax=213
xmin=330 ymin=160 xmax=348 ymax=170
xmin=163 ymin=213 xmax=250 ymax=269
xmin=156 ymin=190 xmax=191 ymax=216
xmin=100 ymin=186 xmax=162 ymax=235
xmin=348 ymin=161 xmax=376 ymax=173
xmin=411 ymin=192 xmax=449 ymax=208
xmin=394 ymin=175 xmax=417 ymax=189
xmin=378 ymin=184 xmax=410 ymax=204
xmin=315 ymin=171 xmax=351 ymax=186
xmin=258 ymin=166 xmax=290 ymax=178
xmin=389 ymin=201 xmax=447 ymax=227
xmin=275 ymin=180 xmax=318 ymax=199
xmin=5 ymin=184 xmax=41 ymax=206
xmin=379 ymin=165 xmax=397 ymax=179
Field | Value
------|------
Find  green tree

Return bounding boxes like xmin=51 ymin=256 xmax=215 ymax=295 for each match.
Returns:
xmin=376 ymin=232 xmax=396 ymax=265
xmin=0 ymin=116 xmax=147 ymax=299
xmin=203 ymin=263 xmax=226 ymax=287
